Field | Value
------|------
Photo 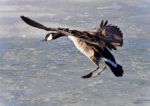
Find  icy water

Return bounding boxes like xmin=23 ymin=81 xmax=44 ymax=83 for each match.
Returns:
xmin=0 ymin=0 xmax=150 ymax=106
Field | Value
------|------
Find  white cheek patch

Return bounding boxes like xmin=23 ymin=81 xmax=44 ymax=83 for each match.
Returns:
xmin=47 ymin=34 xmax=53 ymax=41
xmin=103 ymin=58 xmax=117 ymax=68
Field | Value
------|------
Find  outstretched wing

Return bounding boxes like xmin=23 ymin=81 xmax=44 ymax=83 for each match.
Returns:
xmin=58 ymin=28 xmax=123 ymax=50
xmin=99 ymin=20 xmax=123 ymax=50
xmin=21 ymin=16 xmax=123 ymax=50
xmin=58 ymin=20 xmax=123 ymax=50
xmin=58 ymin=30 xmax=107 ymax=47
xmin=20 ymin=16 xmax=56 ymax=31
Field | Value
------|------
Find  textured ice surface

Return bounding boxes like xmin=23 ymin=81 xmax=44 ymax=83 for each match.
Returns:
xmin=0 ymin=0 xmax=150 ymax=106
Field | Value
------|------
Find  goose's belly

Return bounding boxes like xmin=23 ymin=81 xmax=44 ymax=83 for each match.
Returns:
xmin=68 ymin=36 xmax=94 ymax=58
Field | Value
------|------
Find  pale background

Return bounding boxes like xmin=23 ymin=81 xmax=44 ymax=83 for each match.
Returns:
xmin=0 ymin=0 xmax=150 ymax=106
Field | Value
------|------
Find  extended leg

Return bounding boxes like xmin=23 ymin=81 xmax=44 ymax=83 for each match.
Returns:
xmin=82 ymin=65 xmax=106 ymax=78
xmin=82 ymin=51 xmax=105 ymax=79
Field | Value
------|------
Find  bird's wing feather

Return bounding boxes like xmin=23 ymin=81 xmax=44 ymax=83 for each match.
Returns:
xmin=20 ymin=16 xmax=56 ymax=31
xmin=58 ymin=30 xmax=106 ymax=48
xmin=99 ymin=20 xmax=123 ymax=50
xmin=58 ymin=28 xmax=123 ymax=49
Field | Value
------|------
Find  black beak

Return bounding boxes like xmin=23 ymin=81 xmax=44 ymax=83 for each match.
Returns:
xmin=41 ymin=37 xmax=48 ymax=42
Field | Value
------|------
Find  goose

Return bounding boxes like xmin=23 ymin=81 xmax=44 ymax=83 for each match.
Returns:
xmin=21 ymin=16 xmax=124 ymax=78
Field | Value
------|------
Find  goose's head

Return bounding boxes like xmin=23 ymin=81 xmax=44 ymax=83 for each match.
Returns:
xmin=42 ymin=32 xmax=65 ymax=41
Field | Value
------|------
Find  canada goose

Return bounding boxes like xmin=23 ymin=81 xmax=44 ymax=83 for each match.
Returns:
xmin=21 ymin=16 xmax=124 ymax=78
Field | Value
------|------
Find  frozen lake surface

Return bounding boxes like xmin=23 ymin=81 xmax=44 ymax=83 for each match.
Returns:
xmin=0 ymin=0 xmax=150 ymax=106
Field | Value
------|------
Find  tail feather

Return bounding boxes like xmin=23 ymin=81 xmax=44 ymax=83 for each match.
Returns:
xmin=102 ymin=47 xmax=124 ymax=77
xmin=105 ymin=61 xmax=123 ymax=77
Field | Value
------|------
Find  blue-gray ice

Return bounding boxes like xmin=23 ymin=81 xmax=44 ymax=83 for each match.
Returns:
xmin=0 ymin=0 xmax=150 ymax=106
